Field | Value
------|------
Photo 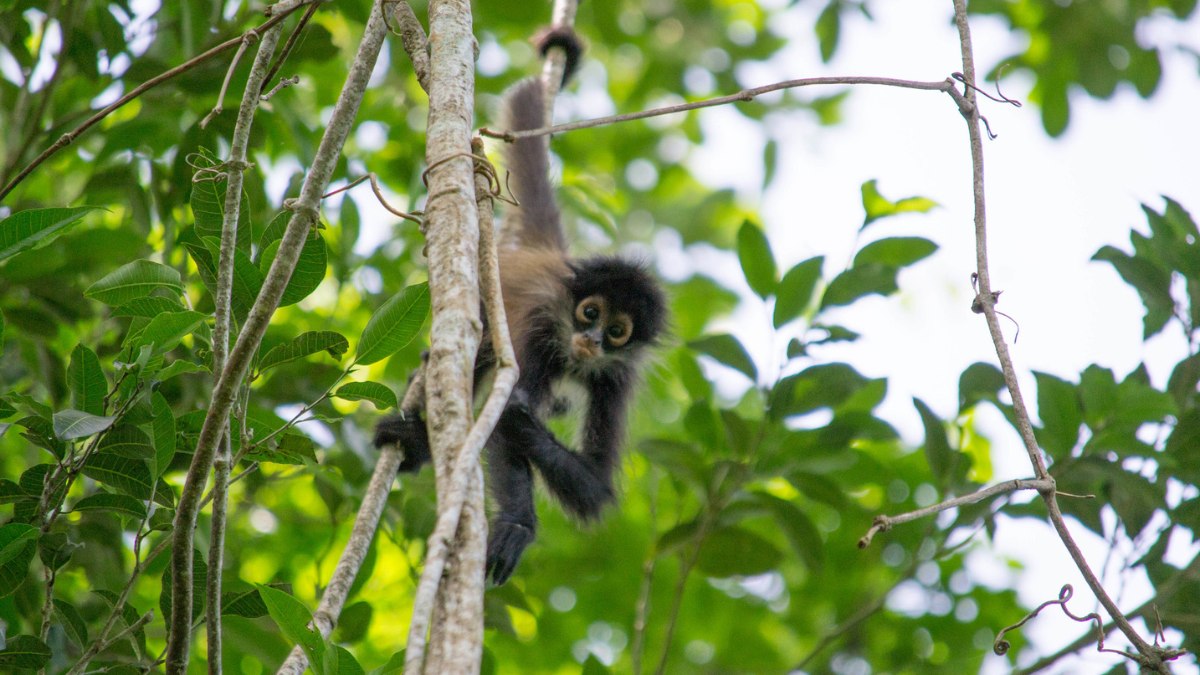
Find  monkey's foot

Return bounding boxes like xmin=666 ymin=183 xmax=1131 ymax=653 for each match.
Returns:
xmin=373 ymin=413 xmax=431 ymax=473
xmin=486 ymin=521 xmax=535 ymax=585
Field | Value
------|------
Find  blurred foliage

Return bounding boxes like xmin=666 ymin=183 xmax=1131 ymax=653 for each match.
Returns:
xmin=0 ymin=1 xmax=1197 ymax=675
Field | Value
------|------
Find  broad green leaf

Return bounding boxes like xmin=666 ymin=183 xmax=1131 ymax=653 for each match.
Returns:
xmin=112 ymin=296 xmax=188 ymax=318
xmin=335 ymin=601 xmax=373 ymax=643
xmin=190 ymin=149 xmax=252 ymax=254
xmin=1033 ymin=372 xmax=1082 ymax=457
xmin=334 ymin=381 xmax=398 ymax=409
xmin=0 ymin=207 xmax=98 ymax=263
xmin=53 ymin=600 xmax=88 ymax=648
xmin=128 ymin=311 xmax=207 ymax=356
xmin=736 ymin=221 xmax=777 ymax=298
xmin=324 ymin=644 xmax=366 ymax=675
xmin=149 ymin=508 xmax=175 ymax=532
xmin=915 ymin=398 xmax=953 ymax=485
xmin=958 ymin=362 xmax=1006 ymax=414
xmin=84 ymin=260 xmax=183 ymax=306
xmin=0 ymin=523 xmax=38 ymax=566
xmin=72 ymin=492 xmax=148 ymax=519
xmin=750 ymin=492 xmax=824 ymax=572
xmin=0 ymin=395 xmax=14 ymax=419
xmin=695 ymin=526 xmax=783 ymax=577
xmin=773 ymin=256 xmax=823 ymax=328
xmin=53 ymin=409 xmax=117 ymax=440
xmin=688 ymin=333 xmax=756 ymax=381
xmin=368 ymin=651 xmax=407 ymax=675
xmin=860 ymin=180 xmax=938 ymax=228
xmin=222 ymin=588 xmax=270 ymax=618
xmin=820 ymin=263 xmax=897 ymax=308
xmin=258 ymin=229 xmax=329 ymax=306
xmin=94 ymin=589 xmax=147 ymax=658
xmin=0 ymin=479 xmax=31 ymax=504
xmin=257 ymin=583 xmax=325 ymax=665
xmin=98 ymin=424 xmax=156 ymax=460
xmin=183 ymin=241 xmax=258 ymax=319
xmin=355 ymin=283 xmax=430 ymax=365
xmin=815 ymin=0 xmax=840 ymax=62
xmin=38 ymin=532 xmax=80 ymax=570
xmin=67 ymin=344 xmax=107 ymax=416
xmin=156 ymin=359 xmax=207 ymax=381
xmin=81 ymin=453 xmax=154 ymax=500
xmin=1092 ymin=245 xmax=1173 ymax=339
xmin=247 ymin=433 xmax=317 ymax=466
xmin=773 ymin=363 xmax=872 ymax=418
xmin=0 ymin=634 xmax=52 ymax=669
xmin=150 ymin=392 xmax=175 ymax=477
xmin=259 ymin=331 xmax=350 ymax=372
xmin=853 ymin=237 xmax=938 ymax=268
xmin=257 ymin=211 xmax=291 ymax=259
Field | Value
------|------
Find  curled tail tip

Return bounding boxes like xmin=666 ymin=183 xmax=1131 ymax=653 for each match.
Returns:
xmin=536 ymin=26 xmax=586 ymax=86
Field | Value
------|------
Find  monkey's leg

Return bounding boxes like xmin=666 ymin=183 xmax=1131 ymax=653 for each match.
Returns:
xmin=497 ymin=404 xmax=616 ymax=520
xmin=485 ymin=437 xmax=538 ymax=585
xmin=373 ymin=412 xmax=431 ymax=473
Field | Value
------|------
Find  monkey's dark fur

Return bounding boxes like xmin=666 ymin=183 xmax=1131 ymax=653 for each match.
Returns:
xmin=375 ymin=41 xmax=666 ymax=585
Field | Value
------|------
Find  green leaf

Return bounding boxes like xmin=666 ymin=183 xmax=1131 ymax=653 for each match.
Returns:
xmin=915 ymin=398 xmax=953 ymax=485
xmin=773 ymin=363 xmax=873 ymax=418
xmin=190 ymin=150 xmax=252 ymax=254
xmin=128 ymin=310 xmax=207 ymax=355
xmin=736 ymin=221 xmax=777 ymax=298
xmin=0 ymin=634 xmax=52 ymax=669
xmin=82 ymin=453 xmax=154 ymax=500
xmin=958 ymin=362 xmax=1006 ymax=414
xmin=334 ymin=601 xmax=372 ymax=643
xmin=98 ymin=424 xmax=156 ymax=460
xmin=112 ymin=296 xmax=188 ymax=318
xmin=0 ymin=479 xmax=31 ymax=505
xmin=53 ymin=599 xmax=88 ymax=648
xmin=150 ymin=392 xmax=176 ymax=477
xmin=750 ymin=492 xmax=824 ymax=572
xmin=257 ymin=583 xmax=325 ymax=665
xmin=696 ymin=526 xmax=784 ymax=577
xmin=259 ymin=331 xmax=350 ymax=372
xmin=688 ymin=334 xmax=756 ymax=381
xmin=820 ymin=263 xmax=897 ymax=308
xmin=222 ymin=587 xmax=271 ymax=618
xmin=156 ymin=359 xmax=207 ymax=381
xmin=1092 ymin=245 xmax=1173 ymax=339
xmin=1033 ymin=372 xmax=1082 ymax=457
xmin=94 ymin=589 xmax=147 ymax=658
xmin=72 ymin=492 xmax=148 ymax=519
xmin=38 ymin=532 xmax=80 ymax=570
xmin=149 ymin=508 xmax=175 ymax=532
xmin=334 ymin=381 xmax=398 ymax=409
xmin=0 ymin=207 xmax=98 ymax=263
xmin=860 ymin=180 xmax=938 ymax=229
xmin=53 ymin=409 xmax=117 ymax=440
xmin=325 ymin=644 xmax=366 ymax=675
xmin=581 ymin=656 xmax=612 ymax=675
xmin=84 ymin=260 xmax=183 ymax=306
xmin=0 ymin=523 xmax=37 ymax=596
xmin=815 ymin=0 xmax=840 ymax=62
xmin=773 ymin=256 xmax=823 ymax=328
xmin=258 ymin=230 xmax=329 ymax=306
xmin=853 ymin=237 xmax=938 ymax=268
xmin=355 ymin=283 xmax=430 ymax=365
xmin=368 ymin=651 xmax=407 ymax=675
xmin=67 ymin=344 xmax=107 ymax=415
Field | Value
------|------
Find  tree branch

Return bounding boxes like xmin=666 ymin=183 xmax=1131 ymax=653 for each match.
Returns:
xmin=163 ymin=1 xmax=389 ymax=671
xmin=393 ymin=1 xmax=431 ymax=92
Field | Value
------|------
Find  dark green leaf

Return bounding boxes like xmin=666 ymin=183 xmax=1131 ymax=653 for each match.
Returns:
xmin=72 ymin=492 xmax=148 ymax=519
xmin=1092 ymin=245 xmax=1173 ymax=339
xmin=84 ymin=260 xmax=183 ymax=306
xmin=334 ymin=381 xmax=398 ymax=409
xmin=773 ymin=256 xmax=823 ymax=328
xmin=736 ymin=221 xmax=777 ymax=298
xmin=156 ymin=360 xmax=207 ymax=381
xmin=0 ymin=523 xmax=37 ymax=597
xmin=258 ymin=229 xmax=329 ymax=306
xmin=67 ymin=344 xmax=107 ymax=415
xmin=368 ymin=651 xmax=407 ymax=675
xmin=53 ymin=409 xmax=117 ymax=440
xmin=190 ymin=151 xmax=252 ymax=254
xmin=98 ymin=424 xmax=156 ymax=460
xmin=853 ymin=237 xmax=938 ymax=268
xmin=915 ymin=398 xmax=953 ymax=484
xmin=258 ymin=331 xmax=350 ymax=372
xmin=335 ymin=601 xmax=372 ymax=642
xmin=688 ymin=333 xmax=756 ymax=381
xmin=356 ymin=283 xmax=430 ymax=365
xmin=128 ymin=310 xmax=207 ymax=355
xmin=581 ymin=656 xmax=613 ymax=675
xmin=38 ymin=532 xmax=79 ymax=570
xmin=749 ymin=492 xmax=824 ymax=572
xmin=0 ymin=207 xmax=98 ymax=263
xmin=696 ymin=526 xmax=784 ymax=577
xmin=112 ymin=296 xmax=188 ymax=318
xmin=150 ymin=392 xmax=176 ymax=477
xmin=820 ymin=263 xmax=897 ymax=308
xmin=82 ymin=453 xmax=154 ymax=500
xmin=0 ymin=634 xmax=52 ymax=669
xmin=815 ymin=0 xmax=840 ymax=62
xmin=257 ymin=583 xmax=325 ymax=658
xmin=53 ymin=599 xmax=88 ymax=648
xmin=0 ymin=479 xmax=30 ymax=505
xmin=1033 ymin=372 xmax=1082 ymax=457
xmin=958 ymin=362 xmax=1006 ymax=414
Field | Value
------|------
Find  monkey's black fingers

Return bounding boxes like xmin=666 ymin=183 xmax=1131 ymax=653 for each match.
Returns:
xmin=486 ymin=520 xmax=536 ymax=585
xmin=373 ymin=413 xmax=431 ymax=473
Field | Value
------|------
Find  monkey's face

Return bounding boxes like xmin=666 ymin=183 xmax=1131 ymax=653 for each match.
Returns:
xmin=570 ymin=295 xmax=634 ymax=362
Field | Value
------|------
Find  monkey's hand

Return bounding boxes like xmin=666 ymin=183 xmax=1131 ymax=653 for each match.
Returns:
xmin=486 ymin=518 xmax=535 ymax=585
xmin=373 ymin=412 xmax=431 ymax=473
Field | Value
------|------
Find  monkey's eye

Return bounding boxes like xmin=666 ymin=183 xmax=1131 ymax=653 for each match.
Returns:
xmin=584 ymin=306 xmax=600 ymax=321
xmin=606 ymin=317 xmax=633 ymax=347
xmin=576 ymin=298 xmax=604 ymax=324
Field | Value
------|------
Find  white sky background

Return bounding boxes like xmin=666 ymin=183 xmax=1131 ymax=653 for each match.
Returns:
xmin=672 ymin=0 xmax=1200 ymax=673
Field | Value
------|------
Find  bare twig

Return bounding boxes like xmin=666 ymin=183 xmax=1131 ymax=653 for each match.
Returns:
xmin=392 ymin=1 xmax=430 ymax=91
xmin=163 ymin=1 xmax=389 ymax=672
xmin=857 ymin=478 xmax=1054 ymax=548
xmin=260 ymin=0 xmax=321 ymax=96
xmin=261 ymin=75 xmax=300 ymax=101
xmin=480 ymin=75 xmax=959 ymax=143
xmin=199 ymin=30 xmax=260 ymax=129
xmin=0 ymin=1 xmax=315 ymax=203
xmin=324 ymin=173 xmax=423 ymax=224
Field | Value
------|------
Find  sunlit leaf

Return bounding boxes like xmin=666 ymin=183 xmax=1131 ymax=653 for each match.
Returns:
xmin=773 ymin=256 xmax=823 ymax=327
xmin=84 ymin=260 xmax=183 ymax=306
xmin=0 ymin=207 xmax=98 ymax=263
xmin=860 ymin=180 xmax=938 ymax=229
xmin=355 ymin=283 xmax=430 ymax=365
xmin=258 ymin=331 xmax=350 ymax=372
xmin=334 ymin=381 xmax=398 ymax=409
xmin=258 ymin=229 xmax=328 ymax=306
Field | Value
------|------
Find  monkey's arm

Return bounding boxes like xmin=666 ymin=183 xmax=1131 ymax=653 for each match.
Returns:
xmin=373 ymin=412 xmax=431 ymax=473
xmin=497 ymin=373 xmax=630 ymax=519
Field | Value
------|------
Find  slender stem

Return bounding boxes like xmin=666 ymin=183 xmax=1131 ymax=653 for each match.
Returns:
xmin=260 ymin=1 xmax=321 ymax=96
xmin=630 ymin=468 xmax=660 ymax=675
xmin=481 ymin=76 xmax=955 ymax=142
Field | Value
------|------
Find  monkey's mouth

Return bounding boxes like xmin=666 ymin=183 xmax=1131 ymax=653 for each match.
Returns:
xmin=571 ymin=333 xmax=602 ymax=360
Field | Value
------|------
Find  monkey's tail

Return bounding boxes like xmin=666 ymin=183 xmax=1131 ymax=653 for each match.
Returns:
xmin=501 ymin=78 xmax=567 ymax=252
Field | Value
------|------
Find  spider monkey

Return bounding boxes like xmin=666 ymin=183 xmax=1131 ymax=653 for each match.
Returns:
xmin=374 ymin=29 xmax=667 ymax=585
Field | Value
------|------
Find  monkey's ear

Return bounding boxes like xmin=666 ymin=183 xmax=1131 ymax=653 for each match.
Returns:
xmin=534 ymin=26 xmax=585 ymax=86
